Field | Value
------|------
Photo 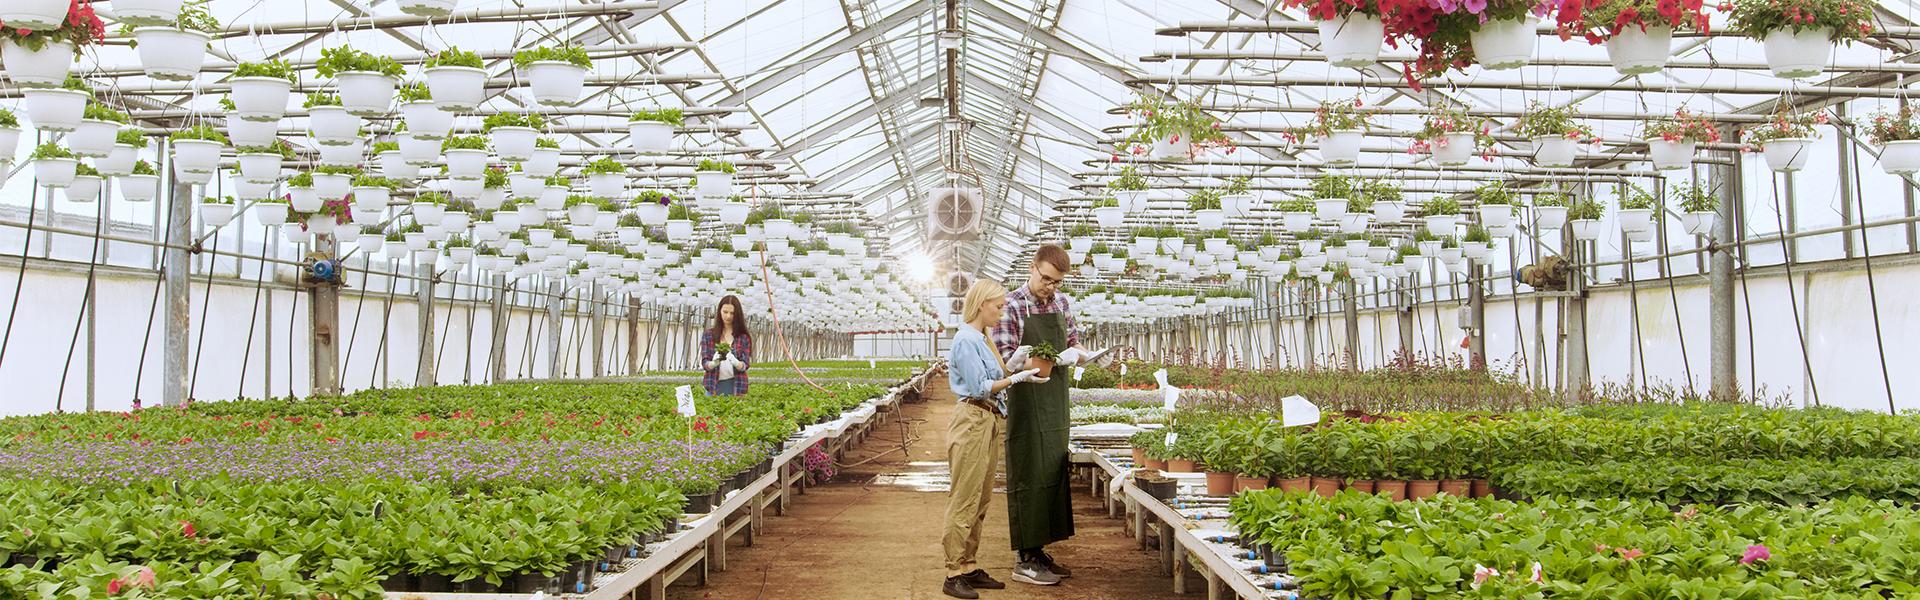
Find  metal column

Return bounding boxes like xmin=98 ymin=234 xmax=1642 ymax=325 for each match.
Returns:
xmin=546 ymin=280 xmax=564 ymax=379
xmin=162 ymin=180 xmax=193 ymax=407
xmin=1709 ymin=152 xmax=1740 ymax=398
xmin=415 ymin=261 xmax=436 ymax=387
xmin=310 ymin=237 xmax=342 ymax=396
xmin=1342 ymin=279 xmax=1360 ymax=371
xmin=589 ymin=283 xmax=605 ymax=378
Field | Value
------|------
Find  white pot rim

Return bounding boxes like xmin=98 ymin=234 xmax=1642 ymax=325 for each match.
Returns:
xmin=131 ymin=27 xmax=214 ymax=40
xmin=335 ymin=70 xmax=396 ymax=80
xmin=424 ymin=65 xmax=486 ymax=74
xmin=24 ymin=88 xmax=91 ymax=98
xmin=171 ymin=138 xmax=222 ymax=147
xmin=523 ymin=60 xmax=588 ymax=70
xmin=230 ymin=75 xmax=293 ymax=85
xmin=489 ymin=126 xmax=538 ymax=133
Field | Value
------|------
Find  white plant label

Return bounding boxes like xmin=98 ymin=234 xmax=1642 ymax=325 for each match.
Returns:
xmin=1072 ymin=366 xmax=1085 ymax=381
xmin=1164 ymin=431 xmax=1178 ymax=447
xmin=1120 ymin=363 xmax=1128 ymax=376
xmin=1281 ymin=394 xmax=1323 ymax=428
xmin=1153 ymin=368 xmax=1169 ymax=388
xmin=1162 ymin=386 xmax=1181 ymax=411
xmin=675 ymin=385 xmax=697 ymax=417
xmin=869 ymin=359 xmax=876 ymax=368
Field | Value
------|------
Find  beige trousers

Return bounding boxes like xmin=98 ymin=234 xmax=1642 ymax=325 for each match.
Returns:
xmin=942 ymin=402 xmax=1003 ymax=577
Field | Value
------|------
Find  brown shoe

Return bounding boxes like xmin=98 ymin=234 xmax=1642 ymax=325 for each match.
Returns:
xmin=963 ymin=569 xmax=1005 ymax=590
xmin=943 ymin=576 xmax=979 ymax=599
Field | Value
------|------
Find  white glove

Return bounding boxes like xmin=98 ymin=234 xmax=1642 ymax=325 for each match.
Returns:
xmin=1006 ymin=345 xmax=1031 ymax=370
xmin=728 ymin=356 xmax=745 ymax=370
xmin=1056 ymin=347 xmax=1084 ymax=367
xmin=1004 ymin=368 xmax=1041 ymax=385
xmin=1031 ymin=375 xmax=1051 ymax=384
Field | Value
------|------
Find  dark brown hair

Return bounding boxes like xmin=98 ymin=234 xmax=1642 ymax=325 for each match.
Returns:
xmin=1033 ymin=244 xmax=1071 ymax=274
xmin=711 ymin=295 xmax=749 ymax=341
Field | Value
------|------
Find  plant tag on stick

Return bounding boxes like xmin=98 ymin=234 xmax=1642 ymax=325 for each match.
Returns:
xmin=1164 ymin=431 xmax=1178 ymax=448
xmin=675 ymin=385 xmax=697 ymax=418
xmin=1153 ymin=368 xmax=1169 ymax=388
xmin=1072 ymin=366 xmax=1085 ymax=381
xmin=1162 ymin=386 xmax=1180 ymax=411
xmin=869 ymin=359 xmax=876 ymax=368
xmin=1280 ymin=395 xmax=1321 ymax=428
xmin=1120 ymin=362 xmax=1128 ymax=376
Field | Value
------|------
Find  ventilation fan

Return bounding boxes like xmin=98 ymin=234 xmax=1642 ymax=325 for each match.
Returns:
xmin=949 ymin=298 xmax=965 ymax=315
xmin=945 ymin=271 xmax=973 ymax=296
xmin=927 ymin=186 xmax=982 ymax=241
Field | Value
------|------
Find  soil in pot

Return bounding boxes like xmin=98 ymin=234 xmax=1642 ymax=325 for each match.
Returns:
xmin=1346 ymin=480 xmax=1377 ymax=494
xmin=1408 ymin=480 xmax=1440 ymax=499
xmin=1470 ymin=479 xmax=1494 ymax=498
xmin=1166 ymin=458 xmax=1199 ymax=473
xmin=1309 ymin=477 xmax=1342 ymax=498
xmin=1439 ymin=479 xmax=1472 ymax=497
xmin=1234 ymin=476 xmax=1269 ymax=493
xmin=1136 ymin=470 xmax=1178 ymax=500
xmin=1376 ymin=480 xmax=1407 ymax=501
xmin=1277 ymin=476 xmax=1311 ymax=493
xmin=1204 ymin=471 xmax=1236 ymax=496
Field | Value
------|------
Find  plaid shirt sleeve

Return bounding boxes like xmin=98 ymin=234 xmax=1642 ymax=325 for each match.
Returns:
xmin=990 ymin=289 xmax=1027 ymax=360
xmin=734 ymin=333 xmax=752 ymax=394
xmin=698 ymin=330 xmax=717 ymax=395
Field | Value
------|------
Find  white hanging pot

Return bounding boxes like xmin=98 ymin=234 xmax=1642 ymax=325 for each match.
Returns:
xmin=287 ymin=187 xmax=322 ymax=211
xmin=475 ymin=187 xmax=506 ymax=210
xmin=1469 ymin=17 xmax=1535 ymax=70
xmin=119 ymin=174 xmax=160 ymax=202
xmin=96 ymin=144 xmax=137 ymax=176
xmin=1646 ymin=138 xmax=1696 ymax=170
xmin=22 ymin=88 xmax=88 ymax=132
xmin=230 ymin=76 xmax=293 ymax=122
xmin=253 ymin=202 xmax=290 ymax=226
xmin=312 ymin=172 xmax=352 ymax=201
xmin=351 ymin=192 xmax=386 ymax=216
xmin=170 ymin=139 xmax=222 ymax=175
xmin=377 ymin=152 xmax=417 ymax=179
xmin=225 ymin=113 xmax=279 ymax=148
xmin=234 ymin=178 xmax=275 ymax=201
xmin=514 ymin=203 xmax=544 ymax=226
xmin=423 ymin=66 xmax=485 ymax=112
xmin=1195 ymin=208 xmax=1225 ymax=229
xmin=1478 ymin=204 xmax=1513 ymax=228
xmin=1093 ymin=206 xmax=1123 ymax=228
xmin=68 ymin=119 xmax=120 ymax=157
xmin=401 ymin=101 xmax=453 ymax=139
xmin=1679 ymin=211 xmax=1717 ymax=235
xmin=588 ymin=173 xmax=625 ymax=198
xmin=1617 ymin=208 xmax=1654 ymax=233
xmin=510 ymin=174 xmax=545 ymax=199
xmin=1114 ymin=190 xmax=1150 ymax=213
xmin=0 ymin=39 xmax=74 ymax=87
xmin=356 ymin=233 xmax=384 ymax=255
xmin=522 ymin=61 xmax=588 ymax=107
xmin=398 ymin=134 xmax=439 ymax=166
xmin=448 ymin=177 xmax=483 ymax=199
xmin=1532 ymin=205 xmax=1568 ymax=231
xmin=1761 ymin=138 xmax=1814 ymax=172
xmin=335 ymin=72 xmax=397 ymax=117
xmin=636 ymin=202 xmax=668 ymax=225
xmin=719 ymin=202 xmax=750 ymax=225
xmin=1372 ymin=200 xmax=1405 ymax=224
xmin=199 ymin=203 xmax=236 ymax=228
xmin=1879 ymin=140 xmax=1920 ymax=175
xmin=1319 ymin=129 xmax=1363 ymax=164
xmin=1316 ymin=13 xmax=1385 ymax=68
xmin=764 ymin=218 xmax=794 ymax=239
xmin=309 ymin=106 xmax=362 ymax=145
xmin=696 ymin=172 xmax=734 ymax=197
xmin=0 ymin=128 xmax=20 ymax=161
xmin=316 ymin=138 xmax=365 ymax=167
xmin=1424 ymin=214 xmax=1458 ymax=237
xmin=1762 ymin=27 xmax=1833 ymax=79
xmin=411 ymin=203 xmax=446 ymax=226
xmin=1221 ymin=193 xmax=1256 ymax=218
xmin=445 ymin=148 xmax=489 ymax=179
xmin=523 ymin=148 xmax=561 ymax=178
xmin=237 ymin=153 xmax=283 ymax=183
xmin=132 ymin=28 xmax=211 ymax=81
xmin=665 ymin=219 xmax=694 ymax=242
xmin=306 ymin=214 xmax=338 ymax=237
xmin=113 ymin=0 xmax=188 ymax=26
xmin=1432 ymin=131 xmax=1478 ymax=165
xmin=65 ymin=175 xmax=101 ymax=202
xmin=568 ymin=203 xmax=601 ymax=226
xmin=1530 ymin=135 xmax=1578 ymax=167
xmin=491 ymin=126 xmax=538 ymax=161
xmin=1605 ymin=25 xmax=1672 ymax=75
xmin=0 ymin=0 xmax=70 ymax=30
xmin=1282 ymin=212 xmax=1312 ymax=232
xmin=1150 ymin=135 xmax=1192 ymax=160
xmin=629 ymin=121 xmax=674 ymax=153
xmin=1339 ymin=212 xmax=1371 ymax=234
xmin=1313 ymin=198 xmax=1347 ymax=220
xmin=536 ymin=187 xmax=566 ymax=210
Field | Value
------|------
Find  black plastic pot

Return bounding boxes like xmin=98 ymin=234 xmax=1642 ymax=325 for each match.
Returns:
xmin=684 ymin=493 xmax=712 ymax=514
xmin=378 ymin=574 xmax=414 ymax=592
xmin=506 ymin=572 xmax=561 ymax=594
xmin=415 ymin=573 xmax=455 ymax=592
xmin=1139 ymin=478 xmax=1177 ymax=501
xmin=561 ymin=561 xmax=596 ymax=594
xmin=601 ymin=545 xmax=629 ymax=571
xmin=1258 ymin=542 xmax=1287 ymax=569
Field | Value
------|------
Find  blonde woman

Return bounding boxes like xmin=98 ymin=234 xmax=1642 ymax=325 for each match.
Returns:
xmin=942 ymin=280 xmax=1045 ymax=599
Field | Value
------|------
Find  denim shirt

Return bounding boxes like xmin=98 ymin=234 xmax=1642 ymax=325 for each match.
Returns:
xmin=947 ymin=327 xmax=1007 ymax=414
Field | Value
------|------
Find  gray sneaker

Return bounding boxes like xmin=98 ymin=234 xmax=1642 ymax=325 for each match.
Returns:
xmin=1010 ymin=561 xmax=1062 ymax=586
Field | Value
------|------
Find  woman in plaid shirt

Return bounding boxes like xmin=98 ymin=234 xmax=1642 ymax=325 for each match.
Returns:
xmin=699 ymin=295 xmax=753 ymax=396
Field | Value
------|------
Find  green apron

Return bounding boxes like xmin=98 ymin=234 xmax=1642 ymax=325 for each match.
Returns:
xmin=1005 ymin=312 xmax=1074 ymax=550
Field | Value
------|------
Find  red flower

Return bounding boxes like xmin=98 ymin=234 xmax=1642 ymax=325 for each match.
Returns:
xmin=179 ymin=520 xmax=197 ymax=538
xmin=107 ymin=579 xmax=123 ymax=595
xmin=412 ymin=430 xmax=434 ymax=440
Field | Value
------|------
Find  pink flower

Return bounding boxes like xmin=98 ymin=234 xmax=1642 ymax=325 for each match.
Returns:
xmin=1619 ymin=548 xmax=1645 ymax=561
xmin=1741 ymin=545 xmax=1771 ymax=564
xmin=107 ymin=579 xmax=123 ymax=595
xmin=1471 ymin=564 xmax=1499 ymax=588
xmin=129 ymin=567 xmax=156 ymax=589
xmin=1529 ymin=562 xmax=1544 ymax=583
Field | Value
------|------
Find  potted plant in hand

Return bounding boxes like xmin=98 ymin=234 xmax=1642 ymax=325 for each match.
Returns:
xmin=1026 ymin=342 xmax=1061 ymax=379
xmin=315 ymin=46 xmax=404 ymax=117
xmin=1617 ymin=183 xmax=1659 ymax=235
xmin=629 ymin=108 xmax=683 ymax=153
xmin=230 ymin=59 xmax=296 ymax=122
xmin=695 ymin=159 xmax=736 ymax=198
xmin=1568 ymin=197 xmax=1607 ymax=240
xmin=423 ymin=47 xmax=486 ymax=111
xmin=127 ymin=3 xmax=217 ymax=81
xmin=0 ymin=0 xmax=105 ymax=87
xmin=1642 ymin=108 xmax=1720 ymax=170
xmin=1516 ymin=101 xmax=1594 ymax=167
xmin=1287 ymin=97 xmax=1371 ymax=164
xmin=1742 ymin=108 xmax=1827 ymax=172
xmin=514 ymin=45 xmax=592 ymax=107
xmin=1730 ymin=0 xmax=1875 ymax=79
xmin=485 ymin=112 xmax=546 ymax=162
xmin=1674 ymin=183 xmax=1719 ymax=235
xmin=714 ymin=341 xmax=733 ymax=360
xmin=1870 ymin=105 xmax=1920 ymax=175
xmin=1413 ymin=108 xmax=1490 ymax=166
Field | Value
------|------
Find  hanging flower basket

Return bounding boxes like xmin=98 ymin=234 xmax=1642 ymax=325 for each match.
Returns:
xmin=198 ymin=202 xmax=235 ymax=228
xmin=225 ymin=113 xmax=278 ymax=148
xmin=525 ymin=147 xmax=562 ymax=178
xmin=1114 ymin=190 xmax=1151 ymax=213
xmin=170 ymin=139 xmax=222 ymax=177
xmin=1195 ymin=208 xmax=1225 ymax=230
xmin=720 ymin=201 xmax=751 ymax=225
xmin=665 ymin=219 xmax=694 ymax=242
xmin=69 ymin=119 xmax=119 ymax=157
xmin=1318 ymin=129 xmax=1364 ymax=164
xmin=1569 ymin=218 xmax=1602 ymax=240
xmin=1469 ymin=17 xmax=1536 ymax=70
xmin=1759 ymin=138 xmax=1814 ymax=172
xmin=476 ymin=188 xmax=506 ymax=210
xmin=316 ymin=138 xmax=364 ymax=166
xmin=97 ymin=145 xmax=136 ymax=176
xmin=397 ymin=0 xmax=458 ymax=18
xmin=589 ymin=173 xmax=626 ymax=199
xmin=33 ymin=156 xmax=78 ymax=188
xmin=1679 ymin=211 xmax=1717 ymax=235
xmin=119 ymin=174 xmax=160 ymax=202
xmin=0 ymin=127 xmax=20 ymax=161
xmin=252 ymin=202 xmax=289 ymax=226
xmin=517 ymin=50 xmax=590 ymax=107
xmin=237 ymin=152 xmax=282 ymax=183
xmin=536 ymin=187 xmax=566 ymax=210
xmin=312 ymin=173 xmax=352 ymax=201
xmin=0 ymin=40 xmax=76 ymax=87
xmin=113 ymin=0 xmax=189 ymax=27
xmin=1425 ymin=214 xmax=1459 ymax=237
xmin=1 ymin=0 xmax=73 ymax=31
xmin=629 ymin=110 xmax=680 ymax=153
xmin=448 ymin=177 xmax=483 ymax=200
xmin=1316 ymin=13 xmax=1386 ymax=68
xmin=1605 ymin=25 xmax=1673 ymax=75
xmin=1530 ymin=135 xmax=1579 ymax=167
xmin=401 ymin=101 xmax=453 ymax=139
xmin=1618 ymin=208 xmax=1654 ymax=233
xmin=132 ymin=27 xmax=211 ymax=81
xmin=1533 ymin=203 xmax=1569 ymax=231
xmin=1432 ymin=131 xmax=1478 ymax=165
xmin=230 ymin=77 xmax=292 ymax=122
xmin=1880 ymin=140 xmax=1920 ymax=175
xmin=1120 ymin=95 xmax=1234 ymax=161
xmin=308 ymin=106 xmax=362 ymax=145
xmin=510 ymin=174 xmax=544 ymax=199
xmin=1646 ymin=139 xmax=1695 ymax=170
xmin=1093 ymin=206 xmax=1123 ymax=228
xmin=424 ymin=65 xmax=486 ymax=112
xmin=1760 ymin=28 xmax=1834 ymax=79
xmin=697 ymin=171 xmax=735 ymax=198
xmin=445 ymin=148 xmax=489 ymax=179
xmin=23 ymin=88 xmax=89 ymax=132
xmin=1372 ymin=200 xmax=1405 ymax=224
xmin=335 ymin=72 xmax=397 ymax=116
xmin=397 ymin=134 xmax=439 ymax=166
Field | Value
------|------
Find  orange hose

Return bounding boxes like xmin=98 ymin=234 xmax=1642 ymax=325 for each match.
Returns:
xmin=749 ymin=193 xmax=832 ymax=395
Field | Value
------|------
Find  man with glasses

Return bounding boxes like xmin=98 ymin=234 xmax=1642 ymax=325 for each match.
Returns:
xmin=990 ymin=244 xmax=1094 ymax=586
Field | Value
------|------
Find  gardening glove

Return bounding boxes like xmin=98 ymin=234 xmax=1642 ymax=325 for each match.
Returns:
xmin=728 ymin=356 xmax=746 ymax=370
xmin=1006 ymin=345 xmax=1031 ymax=370
xmin=1056 ymin=347 xmax=1085 ymax=367
xmin=1004 ymin=368 xmax=1042 ymax=385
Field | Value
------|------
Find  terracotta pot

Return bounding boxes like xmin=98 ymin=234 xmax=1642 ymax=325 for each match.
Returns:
xmin=1440 ymin=479 xmax=1472 ymax=497
xmin=1277 ymin=476 xmax=1311 ymax=493
xmin=1234 ymin=476 xmax=1269 ymax=493
xmin=1408 ymin=480 xmax=1440 ymax=499
xmin=1031 ymin=358 xmax=1056 ymax=379
xmin=1144 ymin=458 xmax=1168 ymax=471
xmin=1309 ymin=477 xmax=1342 ymax=498
xmin=1131 ymin=446 xmax=1147 ymax=465
xmin=1346 ymin=480 xmax=1377 ymax=494
xmin=1376 ymin=479 xmax=1408 ymax=502
xmin=1470 ymin=479 xmax=1493 ymax=498
xmin=1167 ymin=458 xmax=1199 ymax=473
xmin=1204 ymin=471 xmax=1236 ymax=496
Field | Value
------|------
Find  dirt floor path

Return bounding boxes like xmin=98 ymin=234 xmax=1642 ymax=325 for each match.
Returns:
xmin=668 ymin=377 xmax=1179 ymax=600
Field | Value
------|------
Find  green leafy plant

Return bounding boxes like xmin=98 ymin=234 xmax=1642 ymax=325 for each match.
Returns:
xmin=371 ymin=141 xmax=400 ymax=154
xmin=1869 ymin=104 xmax=1920 ymax=145
xmin=1188 ymin=188 xmax=1223 ymax=211
xmin=303 ymin=92 xmax=342 ymax=108
xmin=1120 ymin=94 xmax=1234 ymax=156
xmin=0 ymin=109 xmax=17 ymax=129
xmin=1673 ymin=183 xmax=1717 ymax=213
xmin=1108 ymin=166 xmax=1149 ymax=192
xmin=667 ymin=203 xmax=698 ymax=222
xmin=1413 ymin=108 xmax=1492 ymax=155
xmin=1286 ymin=97 xmax=1371 ymax=141
xmin=286 ymin=172 xmax=314 ymax=187
xmin=1643 ymin=108 xmax=1723 ymax=144
xmin=1310 ymin=174 xmax=1358 ymax=201
xmin=1422 ymin=197 xmax=1460 ymax=216
xmin=169 ymin=124 xmax=228 ymax=144
xmin=442 ymin=135 xmax=488 ymax=151
xmin=630 ymin=108 xmax=685 ymax=126
xmin=1742 ymin=107 xmax=1829 ymax=147
xmin=535 ymin=138 xmax=561 ymax=150
xmin=1568 ymin=198 xmax=1606 ymax=220
xmin=233 ymin=59 xmax=297 ymax=81
xmin=82 ymin=103 xmax=128 ymax=124
xmin=482 ymin=112 xmax=548 ymax=132
xmin=237 ymin=140 xmax=297 ymax=160
xmin=1091 ymin=196 xmax=1120 ymax=209
xmin=695 ymin=159 xmax=736 ymax=174
xmin=1027 ymin=342 xmax=1061 ymax=363
xmin=1533 ymin=192 xmax=1570 ymax=208
xmin=1363 ymin=180 xmax=1401 ymax=205
xmin=115 ymin=129 xmax=149 ymax=149
xmin=315 ymin=47 xmax=405 ymax=78
xmin=395 ymin=82 xmax=432 ymax=103
xmin=1619 ymin=184 xmax=1659 ymax=210
xmin=513 ymin=46 xmax=592 ymax=69
xmin=131 ymin=160 xmax=157 ymax=176
xmin=582 ymin=157 xmax=626 ymax=175
xmin=1476 ymin=182 xmax=1514 ymax=205
xmin=423 ymin=46 xmax=483 ymax=69
xmin=1515 ymin=101 xmax=1594 ymax=140
xmin=1463 ymin=225 xmax=1491 ymax=243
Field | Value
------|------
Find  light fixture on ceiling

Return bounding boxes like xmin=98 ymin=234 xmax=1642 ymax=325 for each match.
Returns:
xmin=936 ymin=30 xmax=963 ymax=51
